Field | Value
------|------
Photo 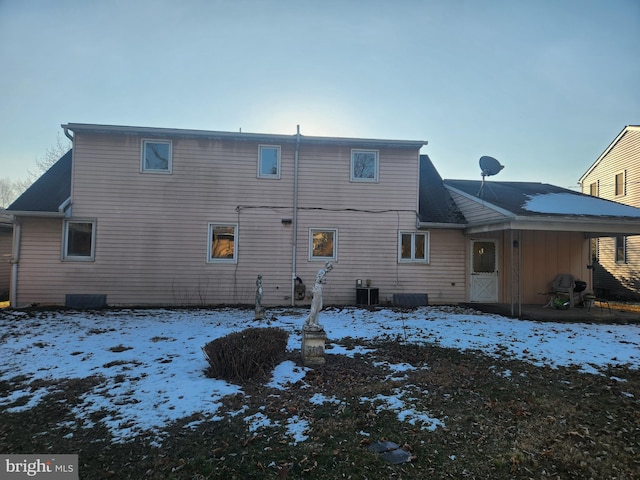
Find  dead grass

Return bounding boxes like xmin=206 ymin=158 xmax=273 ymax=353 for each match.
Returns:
xmin=607 ymin=300 xmax=640 ymax=314
xmin=1 ymin=338 xmax=638 ymax=479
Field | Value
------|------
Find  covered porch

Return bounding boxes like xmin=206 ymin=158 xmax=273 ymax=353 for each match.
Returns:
xmin=466 ymin=217 xmax=640 ymax=318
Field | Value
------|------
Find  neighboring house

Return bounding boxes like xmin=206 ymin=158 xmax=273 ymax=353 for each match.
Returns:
xmin=0 ymin=209 xmax=13 ymax=300
xmin=7 ymin=123 xmax=640 ymax=310
xmin=579 ymin=125 xmax=640 ymax=299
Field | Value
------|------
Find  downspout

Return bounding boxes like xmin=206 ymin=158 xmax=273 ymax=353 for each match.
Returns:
xmin=518 ymin=230 xmax=522 ymax=318
xmin=10 ymin=218 xmax=21 ymax=307
xmin=291 ymin=125 xmax=300 ymax=306
xmin=510 ymin=230 xmax=514 ymax=317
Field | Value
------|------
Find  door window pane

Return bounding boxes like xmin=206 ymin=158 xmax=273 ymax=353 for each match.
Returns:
xmin=473 ymin=241 xmax=496 ymax=273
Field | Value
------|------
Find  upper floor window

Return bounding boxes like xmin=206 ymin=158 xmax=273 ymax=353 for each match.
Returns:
xmin=258 ymin=145 xmax=281 ymax=179
xmin=615 ymin=171 xmax=626 ymax=196
xmin=309 ymin=228 xmax=337 ymax=261
xmin=142 ymin=140 xmax=172 ymax=173
xmin=399 ymin=231 xmax=429 ymax=263
xmin=63 ymin=220 xmax=95 ymax=261
xmin=351 ymin=149 xmax=378 ymax=182
xmin=615 ymin=235 xmax=626 ymax=263
xmin=208 ymin=223 xmax=237 ymax=263
xmin=589 ymin=181 xmax=599 ymax=197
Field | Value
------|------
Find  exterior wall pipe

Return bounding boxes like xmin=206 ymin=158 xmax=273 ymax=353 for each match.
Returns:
xmin=10 ymin=219 xmax=21 ymax=307
xmin=291 ymin=125 xmax=300 ymax=306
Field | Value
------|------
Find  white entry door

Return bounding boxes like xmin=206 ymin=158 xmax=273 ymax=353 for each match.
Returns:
xmin=470 ymin=240 xmax=498 ymax=302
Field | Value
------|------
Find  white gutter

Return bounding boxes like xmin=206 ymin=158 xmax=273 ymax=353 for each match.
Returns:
xmin=4 ymin=211 xmax=65 ymax=218
xmin=62 ymin=123 xmax=426 ymax=150
xmin=417 ymin=222 xmax=467 ymax=229
xmin=10 ymin=218 xmax=21 ymax=307
xmin=291 ymin=125 xmax=300 ymax=306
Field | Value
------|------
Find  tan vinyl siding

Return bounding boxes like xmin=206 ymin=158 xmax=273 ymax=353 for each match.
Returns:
xmin=14 ymin=131 xmax=450 ymax=307
xmin=471 ymin=230 xmax=590 ymax=304
xmin=448 ymin=190 xmax=508 ymax=224
xmin=0 ymin=229 xmax=12 ymax=295
xmin=14 ymin=218 xmax=65 ymax=305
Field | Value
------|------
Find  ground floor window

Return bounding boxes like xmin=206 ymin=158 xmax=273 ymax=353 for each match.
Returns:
xmin=399 ymin=231 xmax=429 ymax=263
xmin=309 ymin=228 xmax=337 ymax=260
xmin=63 ymin=220 xmax=96 ymax=260
xmin=208 ymin=223 xmax=237 ymax=263
xmin=615 ymin=236 xmax=626 ymax=263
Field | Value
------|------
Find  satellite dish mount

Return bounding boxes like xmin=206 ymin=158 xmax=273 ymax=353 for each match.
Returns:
xmin=478 ymin=156 xmax=504 ymax=196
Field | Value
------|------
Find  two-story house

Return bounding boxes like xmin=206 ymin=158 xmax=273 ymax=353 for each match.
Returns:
xmin=579 ymin=125 xmax=640 ymax=299
xmin=7 ymin=124 xmax=444 ymax=308
xmin=7 ymin=123 xmax=640 ymax=311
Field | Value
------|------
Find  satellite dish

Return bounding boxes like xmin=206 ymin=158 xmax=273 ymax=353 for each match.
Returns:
xmin=479 ymin=156 xmax=504 ymax=178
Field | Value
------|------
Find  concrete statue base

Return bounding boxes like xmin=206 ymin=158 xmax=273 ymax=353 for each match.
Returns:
xmin=301 ymin=328 xmax=327 ymax=367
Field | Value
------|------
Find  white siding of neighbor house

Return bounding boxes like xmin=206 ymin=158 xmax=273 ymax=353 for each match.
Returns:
xmin=14 ymin=132 xmax=464 ymax=307
xmin=580 ymin=128 xmax=640 ymax=298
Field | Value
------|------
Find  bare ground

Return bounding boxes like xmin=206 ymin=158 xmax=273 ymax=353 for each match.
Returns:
xmin=1 ymin=335 xmax=638 ymax=479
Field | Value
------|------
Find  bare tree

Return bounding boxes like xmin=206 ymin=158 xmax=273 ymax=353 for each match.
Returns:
xmin=31 ymin=132 xmax=71 ymax=179
xmin=5 ymin=133 xmax=72 ymax=204
xmin=0 ymin=178 xmax=19 ymax=208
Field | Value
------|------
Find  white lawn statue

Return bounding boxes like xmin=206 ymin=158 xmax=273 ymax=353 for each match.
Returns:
xmin=255 ymin=274 xmax=266 ymax=320
xmin=304 ymin=262 xmax=333 ymax=331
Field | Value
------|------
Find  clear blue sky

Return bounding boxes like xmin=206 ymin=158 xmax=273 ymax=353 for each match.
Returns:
xmin=1 ymin=0 xmax=638 ymax=189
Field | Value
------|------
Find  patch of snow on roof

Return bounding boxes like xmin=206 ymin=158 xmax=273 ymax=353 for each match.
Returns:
xmin=523 ymin=193 xmax=640 ymax=217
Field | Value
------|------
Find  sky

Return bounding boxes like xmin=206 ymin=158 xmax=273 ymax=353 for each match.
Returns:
xmin=0 ymin=0 xmax=638 ymax=190
xmin=1 ymin=306 xmax=638 ymax=445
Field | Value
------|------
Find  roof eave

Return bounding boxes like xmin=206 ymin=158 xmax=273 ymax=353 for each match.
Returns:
xmin=463 ymin=215 xmax=640 ymax=235
xmin=578 ymin=125 xmax=640 ymax=184
xmin=417 ymin=222 xmax=468 ymax=229
xmin=62 ymin=123 xmax=427 ymax=149
xmin=7 ymin=211 xmax=66 ymax=218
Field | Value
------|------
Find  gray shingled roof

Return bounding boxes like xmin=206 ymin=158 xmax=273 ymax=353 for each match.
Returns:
xmin=7 ymin=150 xmax=72 ymax=213
xmin=444 ymin=179 xmax=640 ymax=218
xmin=418 ymin=155 xmax=466 ymax=224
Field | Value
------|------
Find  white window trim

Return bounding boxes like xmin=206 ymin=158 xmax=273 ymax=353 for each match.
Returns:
xmin=258 ymin=145 xmax=281 ymax=179
xmin=615 ymin=235 xmax=627 ymax=264
xmin=207 ymin=223 xmax=238 ymax=264
xmin=309 ymin=228 xmax=338 ymax=261
xmin=141 ymin=139 xmax=173 ymax=174
xmin=398 ymin=231 xmax=429 ymax=263
xmin=350 ymin=149 xmax=379 ymax=183
xmin=62 ymin=219 xmax=96 ymax=261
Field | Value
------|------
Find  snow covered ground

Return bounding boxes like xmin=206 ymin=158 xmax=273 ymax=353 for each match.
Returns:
xmin=0 ymin=306 xmax=638 ymax=444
